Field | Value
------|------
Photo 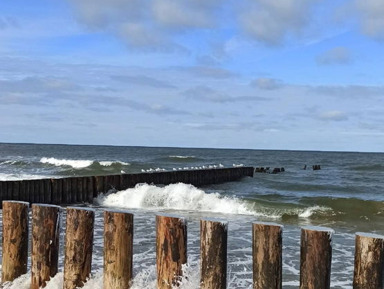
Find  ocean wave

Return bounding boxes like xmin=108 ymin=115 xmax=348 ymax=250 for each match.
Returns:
xmin=0 ymin=173 xmax=50 ymax=181
xmin=350 ymin=164 xmax=384 ymax=172
xmin=169 ymin=155 xmax=196 ymax=159
xmin=96 ymin=183 xmax=331 ymax=220
xmin=40 ymin=157 xmax=130 ymax=169
xmin=96 ymin=183 xmax=255 ymax=216
xmin=40 ymin=157 xmax=93 ymax=169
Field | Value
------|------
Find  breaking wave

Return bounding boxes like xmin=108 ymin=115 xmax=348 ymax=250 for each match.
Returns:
xmin=40 ymin=157 xmax=130 ymax=169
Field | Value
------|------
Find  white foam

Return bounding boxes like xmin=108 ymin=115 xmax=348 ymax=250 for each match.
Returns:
xmin=40 ymin=157 xmax=93 ymax=169
xmin=0 ymin=173 xmax=50 ymax=181
xmin=100 ymin=161 xmax=130 ymax=166
xmin=96 ymin=183 xmax=255 ymax=216
xmin=169 ymin=155 xmax=195 ymax=159
xmin=298 ymin=206 xmax=330 ymax=218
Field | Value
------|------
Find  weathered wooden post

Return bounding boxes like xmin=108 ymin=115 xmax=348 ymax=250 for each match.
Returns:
xmin=300 ymin=226 xmax=333 ymax=289
xmin=253 ymin=222 xmax=283 ymax=289
xmin=1 ymin=201 xmax=29 ymax=283
xmin=63 ymin=207 xmax=95 ymax=289
xmin=104 ymin=210 xmax=134 ymax=289
xmin=31 ymin=204 xmax=61 ymax=289
xmin=156 ymin=214 xmax=187 ymax=289
xmin=200 ymin=219 xmax=228 ymax=289
xmin=353 ymin=233 xmax=384 ymax=289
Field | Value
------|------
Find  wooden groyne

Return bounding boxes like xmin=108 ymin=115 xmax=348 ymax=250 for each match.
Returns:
xmin=0 ymin=167 xmax=254 ymax=207
xmin=2 ymin=201 xmax=384 ymax=288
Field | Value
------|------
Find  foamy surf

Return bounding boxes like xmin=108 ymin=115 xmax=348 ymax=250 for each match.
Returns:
xmin=40 ymin=157 xmax=130 ymax=169
xmin=96 ymin=183 xmax=255 ymax=216
xmin=40 ymin=157 xmax=93 ymax=169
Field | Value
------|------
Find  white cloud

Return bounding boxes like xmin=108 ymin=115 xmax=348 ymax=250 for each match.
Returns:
xmin=67 ymin=0 xmax=323 ymax=49
xmin=240 ymin=0 xmax=319 ymax=45
xmin=316 ymin=47 xmax=352 ymax=65
xmin=355 ymin=0 xmax=384 ymax=40
xmin=251 ymin=77 xmax=283 ymax=90
xmin=318 ymin=110 xmax=348 ymax=121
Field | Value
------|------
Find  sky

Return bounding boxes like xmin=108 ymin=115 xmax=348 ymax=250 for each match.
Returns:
xmin=1 ymin=0 xmax=384 ymax=152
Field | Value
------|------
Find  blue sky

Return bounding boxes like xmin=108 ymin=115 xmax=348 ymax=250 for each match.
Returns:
xmin=1 ymin=0 xmax=384 ymax=152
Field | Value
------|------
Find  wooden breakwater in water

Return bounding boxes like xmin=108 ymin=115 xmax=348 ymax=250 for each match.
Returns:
xmin=2 ymin=201 xmax=384 ymax=289
xmin=0 ymin=167 xmax=254 ymax=207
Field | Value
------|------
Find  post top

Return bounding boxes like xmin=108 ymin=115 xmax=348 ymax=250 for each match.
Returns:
xmin=32 ymin=203 xmax=61 ymax=209
xmin=156 ymin=213 xmax=186 ymax=223
xmin=253 ymin=221 xmax=284 ymax=228
xmin=66 ymin=206 xmax=95 ymax=212
xmin=356 ymin=232 xmax=384 ymax=240
xmin=104 ymin=208 xmax=134 ymax=215
xmin=2 ymin=200 xmax=29 ymax=206
xmin=301 ymin=225 xmax=334 ymax=233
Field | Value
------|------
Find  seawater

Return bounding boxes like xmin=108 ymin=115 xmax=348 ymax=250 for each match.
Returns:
xmin=0 ymin=143 xmax=383 ymax=288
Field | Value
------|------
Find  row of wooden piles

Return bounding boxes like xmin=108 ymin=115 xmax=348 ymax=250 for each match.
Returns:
xmin=2 ymin=201 xmax=384 ymax=289
xmin=0 ymin=167 xmax=255 ymax=207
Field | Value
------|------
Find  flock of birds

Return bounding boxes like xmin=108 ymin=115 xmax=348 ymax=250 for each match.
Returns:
xmin=140 ymin=163 xmax=244 ymax=173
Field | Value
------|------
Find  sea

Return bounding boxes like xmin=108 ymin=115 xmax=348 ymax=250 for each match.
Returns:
xmin=0 ymin=142 xmax=383 ymax=288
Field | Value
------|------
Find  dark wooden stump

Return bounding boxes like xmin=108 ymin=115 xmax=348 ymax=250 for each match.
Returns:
xmin=353 ymin=232 xmax=384 ymax=289
xmin=156 ymin=214 xmax=187 ymax=289
xmin=300 ymin=226 xmax=333 ymax=289
xmin=63 ymin=207 xmax=95 ymax=289
xmin=31 ymin=204 xmax=61 ymax=289
xmin=1 ymin=201 xmax=29 ymax=283
xmin=253 ymin=222 xmax=283 ymax=289
xmin=104 ymin=210 xmax=134 ymax=289
xmin=200 ymin=219 xmax=228 ymax=289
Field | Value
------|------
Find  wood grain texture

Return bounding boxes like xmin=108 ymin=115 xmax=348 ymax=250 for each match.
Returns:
xmin=300 ymin=227 xmax=333 ymax=289
xmin=63 ymin=207 xmax=95 ymax=289
xmin=104 ymin=210 xmax=134 ymax=289
xmin=156 ymin=215 xmax=187 ymax=289
xmin=353 ymin=233 xmax=384 ymax=289
xmin=1 ymin=201 xmax=29 ymax=283
xmin=31 ymin=204 xmax=61 ymax=289
xmin=253 ymin=222 xmax=282 ymax=289
xmin=200 ymin=219 xmax=228 ymax=289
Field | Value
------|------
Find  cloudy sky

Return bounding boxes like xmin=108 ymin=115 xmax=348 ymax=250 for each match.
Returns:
xmin=1 ymin=0 xmax=384 ymax=152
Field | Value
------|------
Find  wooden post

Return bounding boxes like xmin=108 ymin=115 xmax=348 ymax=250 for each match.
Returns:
xmin=253 ymin=222 xmax=283 ymax=289
xmin=62 ymin=178 xmax=71 ymax=204
xmin=12 ymin=181 xmax=20 ymax=200
xmin=353 ymin=233 xmax=384 ymax=289
xmin=42 ymin=179 xmax=52 ymax=204
xmin=104 ymin=210 xmax=134 ymax=289
xmin=86 ymin=177 xmax=95 ymax=203
xmin=1 ymin=201 xmax=29 ymax=283
xmin=95 ymin=175 xmax=105 ymax=195
xmin=70 ymin=178 xmax=78 ymax=203
xmin=156 ymin=214 xmax=187 ymax=289
xmin=63 ymin=207 xmax=95 ymax=289
xmin=300 ymin=226 xmax=333 ymax=289
xmin=31 ymin=204 xmax=61 ymax=289
xmin=200 ymin=219 xmax=228 ymax=289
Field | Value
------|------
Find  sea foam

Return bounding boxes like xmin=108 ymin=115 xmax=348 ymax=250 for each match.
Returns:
xmin=40 ymin=157 xmax=93 ymax=169
xmin=96 ymin=183 xmax=255 ymax=216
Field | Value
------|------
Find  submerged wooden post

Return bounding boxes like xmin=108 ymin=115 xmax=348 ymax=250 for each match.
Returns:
xmin=104 ymin=210 xmax=134 ymax=289
xmin=200 ymin=219 xmax=228 ymax=289
xmin=353 ymin=233 xmax=384 ymax=289
xmin=63 ymin=207 xmax=95 ymax=289
xmin=156 ymin=214 xmax=187 ymax=289
xmin=300 ymin=226 xmax=333 ymax=289
xmin=31 ymin=204 xmax=61 ymax=289
xmin=253 ymin=222 xmax=283 ymax=289
xmin=1 ymin=201 xmax=29 ymax=283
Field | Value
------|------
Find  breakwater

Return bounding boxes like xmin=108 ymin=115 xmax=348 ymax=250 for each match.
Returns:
xmin=0 ymin=167 xmax=254 ymax=206
xmin=2 ymin=201 xmax=384 ymax=289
